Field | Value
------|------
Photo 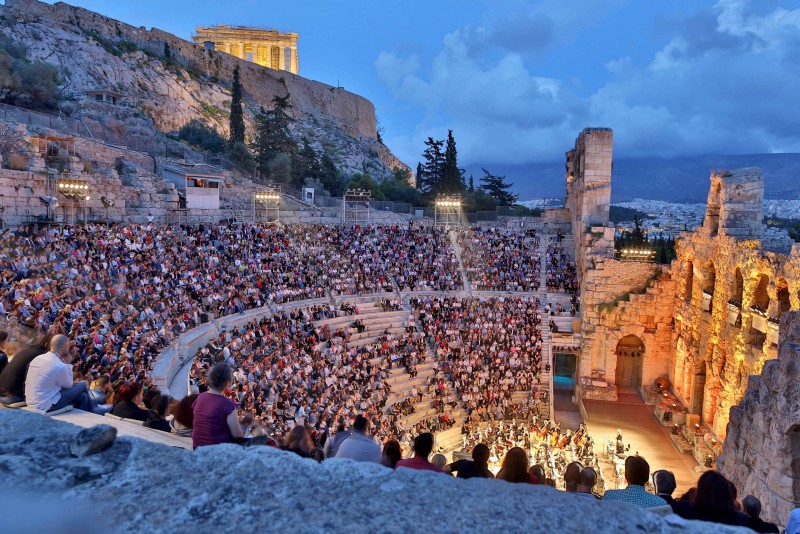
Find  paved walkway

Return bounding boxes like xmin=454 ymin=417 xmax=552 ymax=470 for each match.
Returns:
xmin=584 ymin=387 xmax=700 ymax=495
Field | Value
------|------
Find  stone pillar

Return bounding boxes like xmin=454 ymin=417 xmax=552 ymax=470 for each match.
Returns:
xmin=290 ymin=46 xmax=298 ymax=74
xmin=278 ymin=42 xmax=286 ymax=71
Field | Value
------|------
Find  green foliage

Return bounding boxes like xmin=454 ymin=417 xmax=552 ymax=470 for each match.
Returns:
xmin=0 ymin=36 xmax=60 ymax=110
xmin=378 ymin=169 xmax=425 ymax=204
xmin=319 ymin=149 xmax=345 ymax=196
xmin=251 ymin=94 xmax=295 ymax=182
xmin=460 ymin=189 xmax=499 ymax=212
xmin=117 ymin=40 xmax=139 ymax=54
xmin=229 ymin=66 xmax=245 ymax=145
xmin=420 ymin=137 xmax=445 ymax=192
xmin=199 ymin=103 xmax=228 ymax=125
xmin=291 ymin=137 xmax=323 ymax=189
xmin=442 ymin=129 xmax=466 ymax=194
xmin=176 ymin=119 xmax=226 ymax=153
xmin=614 ymin=220 xmax=676 ymax=265
xmin=415 ymin=162 xmax=423 ymax=189
xmin=609 ymin=205 xmax=649 ymax=224
xmin=764 ymin=216 xmax=800 ymax=242
xmin=226 ymin=142 xmax=255 ymax=174
xmin=479 ymin=168 xmax=518 ymax=206
xmin=348 ymin=172 xmax=384 ymax=200
xmin=82 ymin=28 xmax=121 ymax=57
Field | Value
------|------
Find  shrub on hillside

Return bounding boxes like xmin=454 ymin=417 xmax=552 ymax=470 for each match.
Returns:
xmin=0 ymin=36 xmax=60 ymax=110
xmin=176 ymin=119 xmax=226 ymax=153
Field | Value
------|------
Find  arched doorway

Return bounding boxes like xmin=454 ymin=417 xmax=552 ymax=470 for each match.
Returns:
xmin=615 ymin=335 xmax=645 ymax=389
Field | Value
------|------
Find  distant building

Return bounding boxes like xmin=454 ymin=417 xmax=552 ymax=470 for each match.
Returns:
xmin=162 ymin=162 xmax=224 ymax=210
xmin=84 ymin=89 xmax=125 ymax=105
xmin=193 ymin=25 xmax=299 ymax=74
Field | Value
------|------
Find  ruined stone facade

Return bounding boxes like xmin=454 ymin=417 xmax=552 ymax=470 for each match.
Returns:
xmin=563 ymin=128 xmax=800 ymax=525
xmin=193 ymin=25 xmax=299 ymax=74
xmin=716 ymin=311 xmax=800 ymax=528
xmin=670 ymin=170 xmax=800 ymax=438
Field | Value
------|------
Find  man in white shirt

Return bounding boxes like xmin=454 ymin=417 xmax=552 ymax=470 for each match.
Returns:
xmin=25 ymin=334 xmax=92 ymax=413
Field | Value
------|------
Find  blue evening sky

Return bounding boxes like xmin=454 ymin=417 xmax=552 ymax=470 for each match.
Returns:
xmin=40 ymin=0 xmax=800 ymax=167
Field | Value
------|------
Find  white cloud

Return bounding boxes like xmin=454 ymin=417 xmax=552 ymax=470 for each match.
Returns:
xmin=377 ymin=0 xmax=800 ymax=166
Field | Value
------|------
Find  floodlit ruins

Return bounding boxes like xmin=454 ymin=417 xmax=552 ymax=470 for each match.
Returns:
xmin=562 ymin=128 xmax=800 ymax=524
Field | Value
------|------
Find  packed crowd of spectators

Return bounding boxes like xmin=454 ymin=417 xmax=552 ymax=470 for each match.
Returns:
xmin=545 ymin=237 xmax=579 ymax=294
xmin=412 ymin=295 xmax=545 ymax=422
xmin=458 ymin=227 xmax=541 ymax=292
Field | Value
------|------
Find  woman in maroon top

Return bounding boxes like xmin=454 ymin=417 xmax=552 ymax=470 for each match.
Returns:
xmin=192 ymin=363 xmax=242 ymax=449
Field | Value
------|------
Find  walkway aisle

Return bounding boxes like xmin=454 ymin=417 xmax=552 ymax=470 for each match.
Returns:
xmin=448 ymin=229 xmax=472 ymax=295
xmin=539 ymin=231 xmax=554 ymax=420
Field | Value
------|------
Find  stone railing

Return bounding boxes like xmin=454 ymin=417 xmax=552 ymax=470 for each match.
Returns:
xmin=151 ymin=297 xmax=330 ymax=398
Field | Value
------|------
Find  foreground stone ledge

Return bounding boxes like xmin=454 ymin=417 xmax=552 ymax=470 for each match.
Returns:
xmin=0 ymin=411 xmax=748 ymax=533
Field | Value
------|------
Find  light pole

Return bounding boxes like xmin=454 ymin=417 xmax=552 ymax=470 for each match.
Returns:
xmin=434 ymin=194 xmax=462 ymax=226
xmin=253 ymin=187 xmax=281 ymax=224
xmin=57 ymin=178 xmax=90 ymax=225
xmin=342 ymin=188 xmax=371 ymax=226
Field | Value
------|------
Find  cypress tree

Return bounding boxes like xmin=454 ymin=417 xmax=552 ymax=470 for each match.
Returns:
xmin=229 ymin=66 xmax=246 ymax=145
xmin=442 ymin=129 xmax=465 ymax=193
xmin=416 ymin=162 xmax=424 ymax=189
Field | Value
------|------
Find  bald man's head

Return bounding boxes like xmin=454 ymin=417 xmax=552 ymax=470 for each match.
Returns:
xmin=50 ymin=334 xmax=69 ymax=357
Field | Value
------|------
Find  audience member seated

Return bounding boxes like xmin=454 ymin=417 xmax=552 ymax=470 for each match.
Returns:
xmin=682 ymin=470 xmax=749 ymax=527
xmin=0 ymin=335 xmax=49 ymax=405
xmin=578 ymin=467 xmax=599 ymax=498
xmin=111 ymin=381 xmax=151 ymax=422
xmin=742 ymin=495 xmax=779 ymax=533
xmin=396 ymin=433 xmax=442 ymax=473
xmin=443 ymin=443 xmax=493 ymax=479
xmin=381 ymin=439 xmax=402 ymax=469
xmin=496 ymin=447 xmax=533 ymax=484
xmin=335 ymin=414 xmax=381 ymax=464
xmin=144 ymin=394 xmax=172 ymax=433
xmin=653 ymin=469 xmax=690 ymax=517
xmin=168 ymin=394 xmax=197 ymax=437
xmin=282 ymin=425 xmax=315 ymax=459
xmin=603 ymin=456 xmax=669 ymax=511
xmin=193 ymin=364 xmax=241 ymax=448
xmin=563 ymin=462 xmax=582 ymax=493
xmin=25 ymin=334 xmax=94 ymax=413
xmin=0 ymin=330 xmax=9 ymax=375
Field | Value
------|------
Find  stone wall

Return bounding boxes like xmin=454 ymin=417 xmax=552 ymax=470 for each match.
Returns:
xmin=716 ymin=311 xmax=800 ymax=530
xmin=579 ymin=257 xmax=674 ymax=399
xmin=3 ymin=0 xmax=377 ymax=139
xmin=0 ymin=409 xmax=746 ymax=533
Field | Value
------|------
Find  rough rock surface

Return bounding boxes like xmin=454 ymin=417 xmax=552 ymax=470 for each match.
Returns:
xmin=0 ymin=410 xmax=748 ymax=533
xmin=717 ymin=311 xmax=800 ymax=531
xmin=69 ymin=424 xmax=117 ymax=458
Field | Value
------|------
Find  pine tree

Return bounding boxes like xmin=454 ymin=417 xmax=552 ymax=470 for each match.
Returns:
xmin=229 ymin=66 xmax=246 ymax=145
xmin=469 ymin=175 xmax=475 ymax=192
xmin=250 ymin=94 xmax=296 ymax=181
xmin=292 ymin=137 xmax=322 ymax=188
xmin=320 ymin=149 xmax=344 ymax=196
xmin=479 ymin=168 xmax=518 ymax=206
xmin=420 ymin=137 xmax=445 ymax=193
xmin=442 ymin=130 xmax=465 ymax=193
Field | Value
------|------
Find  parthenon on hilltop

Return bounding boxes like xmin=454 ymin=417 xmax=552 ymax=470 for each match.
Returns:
xmin=193 ymin=25 xmax=299 ymax=74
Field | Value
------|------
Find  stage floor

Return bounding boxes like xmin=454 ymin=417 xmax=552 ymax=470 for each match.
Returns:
xmin=584 ymin=387 xmax=700 ymax=495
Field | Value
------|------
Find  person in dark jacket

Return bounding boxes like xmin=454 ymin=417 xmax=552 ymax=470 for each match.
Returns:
xmin=684 ymin=470 xmax=749 ymax=527
xmin=111 ymin=381 xmax=152 ymax=422
xmin=143 ymin=394 xmax=172 ymax=433
xmin=653 ymin=469 xmax=692 ymax=518
xmin=742 ymin=495 xmax=779 ymax=533
xmin=0 ymin=335 xmax=49 ymax=405
xmin=443 ymin=443 xmax=494 ymax=479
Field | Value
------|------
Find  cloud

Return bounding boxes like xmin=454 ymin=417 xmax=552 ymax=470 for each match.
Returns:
xmin=377 ymin=0 xmax=800 ymax=166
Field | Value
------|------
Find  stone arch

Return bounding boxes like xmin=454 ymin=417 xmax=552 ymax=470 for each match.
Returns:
xmin=614 ymin=335 xmax=645 ymax=390
xmin=684 ymin=260 xmax=694 ymax=304
xmin=701 ymin=261 xmax=717 ymax=311
xmin=732 ymin=267 xmax=744 ymax=305
xmin=752 ymin=273 xmax=770 ymax=311
xmin=777 ymin=278 xmax=791 ymax=316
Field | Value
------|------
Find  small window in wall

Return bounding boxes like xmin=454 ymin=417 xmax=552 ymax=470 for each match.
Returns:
xmin=95 ymin=94 xmax=103 ymax=101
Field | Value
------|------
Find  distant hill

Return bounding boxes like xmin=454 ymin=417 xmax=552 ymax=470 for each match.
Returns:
xmin=466 ymin=153 xmax=800 ymax=203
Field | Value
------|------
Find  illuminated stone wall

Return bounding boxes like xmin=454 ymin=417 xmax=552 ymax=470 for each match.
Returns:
xmin=716 ymin=311 xmax=800 ymax=530
xmin=193 ymin=26 xmax=299 ymax=74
